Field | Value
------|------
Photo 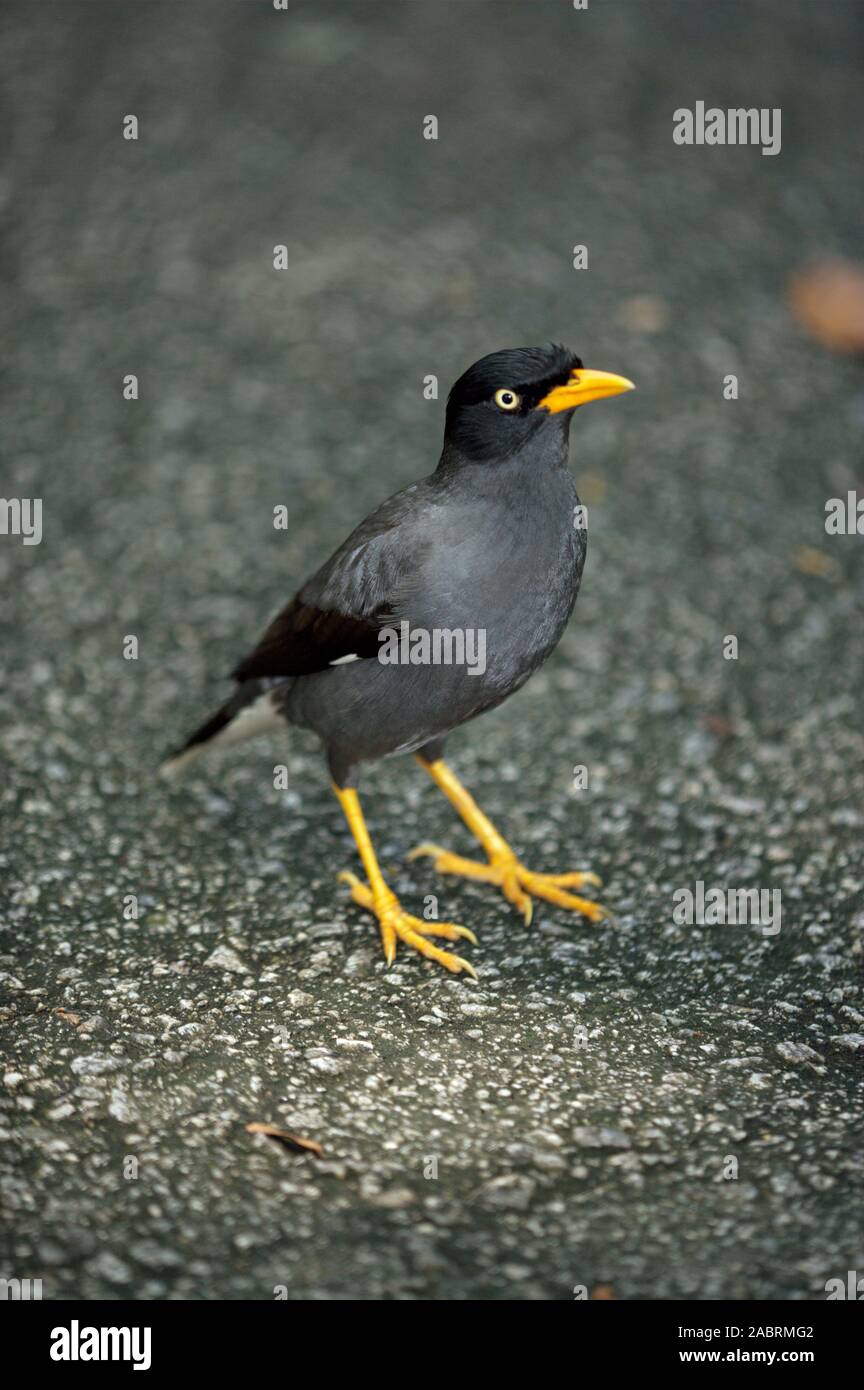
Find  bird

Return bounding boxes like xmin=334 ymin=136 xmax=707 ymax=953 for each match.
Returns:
xmin=161 ymin=344 xmax=634 ymax=979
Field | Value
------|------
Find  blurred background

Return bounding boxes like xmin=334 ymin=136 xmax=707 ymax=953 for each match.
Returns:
xmin=1 ymin=0 xmax=862 ymax=1301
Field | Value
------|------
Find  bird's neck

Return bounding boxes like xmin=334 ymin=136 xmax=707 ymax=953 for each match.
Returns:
xmin=435 ymin=420 xmax=572 ymax=492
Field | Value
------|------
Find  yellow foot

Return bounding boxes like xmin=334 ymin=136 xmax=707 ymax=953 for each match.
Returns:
xmin=338 ymin=871 xmax=477 ymax=978
xmin=407 ymin=843 xmax=610 ymax=927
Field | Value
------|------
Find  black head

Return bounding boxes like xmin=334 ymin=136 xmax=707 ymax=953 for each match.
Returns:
xmin=444 ymin=344 xmax=633 ymax=463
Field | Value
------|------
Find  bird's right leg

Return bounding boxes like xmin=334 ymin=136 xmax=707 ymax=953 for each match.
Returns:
xmin=409 ymin=753 xmax=608 ymax=925
xmin=332 ymin=783 xmax=476 ymax=978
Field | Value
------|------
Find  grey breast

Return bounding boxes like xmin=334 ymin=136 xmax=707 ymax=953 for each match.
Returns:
xmin=285 ymin=466 xmax=584 ymax=763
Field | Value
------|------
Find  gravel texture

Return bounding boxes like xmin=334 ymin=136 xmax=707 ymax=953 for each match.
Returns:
xmin=1 ymin=0 xmax=862 ymax=1301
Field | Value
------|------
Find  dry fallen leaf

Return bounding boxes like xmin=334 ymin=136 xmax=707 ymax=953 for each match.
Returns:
xmin=55 ymin=1008 xmax=82 ymax=1026
xmin=616 ymin=294 xmax=669 ymax=334
xmin=788 ymin=260 xmax=864 ymax=354
xmin=245 ymin=1122 xmax=323 ymax=1158
xmin=701 ymin=715 xmax=739 ymax=738
xmin=792 ymin=545 xmax=835 ymax=578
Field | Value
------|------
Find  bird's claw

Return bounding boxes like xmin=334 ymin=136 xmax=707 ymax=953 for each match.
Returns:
xmin=338 ymin=871 xmax=477 ymax=977
xmin=409 ymin=846 xmax=610 ymax=925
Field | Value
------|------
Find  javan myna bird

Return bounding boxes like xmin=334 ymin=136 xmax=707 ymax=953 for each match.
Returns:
xmin=162 ymin=345 xmax=634 ymax=978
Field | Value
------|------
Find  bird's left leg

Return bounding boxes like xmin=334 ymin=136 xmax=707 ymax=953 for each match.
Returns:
xmin=332 ymin=782 xmax=476 ymax=977
xmin=409 ymin=754 xmax=609 ymax=926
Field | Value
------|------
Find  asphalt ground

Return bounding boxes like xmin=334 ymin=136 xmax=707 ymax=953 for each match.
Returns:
xmin=1 ymin=0 xmax=862 ymax=1301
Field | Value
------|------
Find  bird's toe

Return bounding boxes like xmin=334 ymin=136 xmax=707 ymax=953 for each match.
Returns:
xmin=391 ymin=914 xmax=478 ymax=977
xmin=411 ymin=917 xmax=478 ymax=945
xmin=532 ymin=869 xmax=602 ymax=890
xmin=518 ymin=869 xmax=608 ymax=921
xmin=338 ymin=871 xmax=477 ymax=977
xmin=337 ymin=870 xmax=374 ymax=909
xmin=500 ymin=871 xmax=534 ymax=924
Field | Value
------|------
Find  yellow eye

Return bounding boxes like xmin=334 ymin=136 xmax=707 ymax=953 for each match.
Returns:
xmin=494 ymin=388 xmax=520 ymax=411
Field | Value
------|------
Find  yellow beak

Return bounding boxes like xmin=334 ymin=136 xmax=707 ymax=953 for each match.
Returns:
xmin=537 ymin=368 xmax=635 ymax=413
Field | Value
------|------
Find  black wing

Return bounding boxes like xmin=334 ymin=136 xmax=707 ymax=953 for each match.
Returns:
xmin=231 ymin=481 xmax=431 ymax=683
xmin=230 ymin=594 xmax=388 ymax=680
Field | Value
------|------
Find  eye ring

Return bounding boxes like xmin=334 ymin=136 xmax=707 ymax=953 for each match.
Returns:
xmin=494 ymin=388 xmax=520 ymax=411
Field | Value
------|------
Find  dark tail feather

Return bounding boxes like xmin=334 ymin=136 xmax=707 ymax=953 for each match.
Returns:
xmin=160 ymin=679 xmax=282 ymax=779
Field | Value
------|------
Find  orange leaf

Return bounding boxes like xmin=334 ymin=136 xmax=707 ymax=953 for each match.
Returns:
xmin=245 ymin=1122 xmax=323 ymax=1158
xmin=788 ymin=260 xmax=864 ymax=354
